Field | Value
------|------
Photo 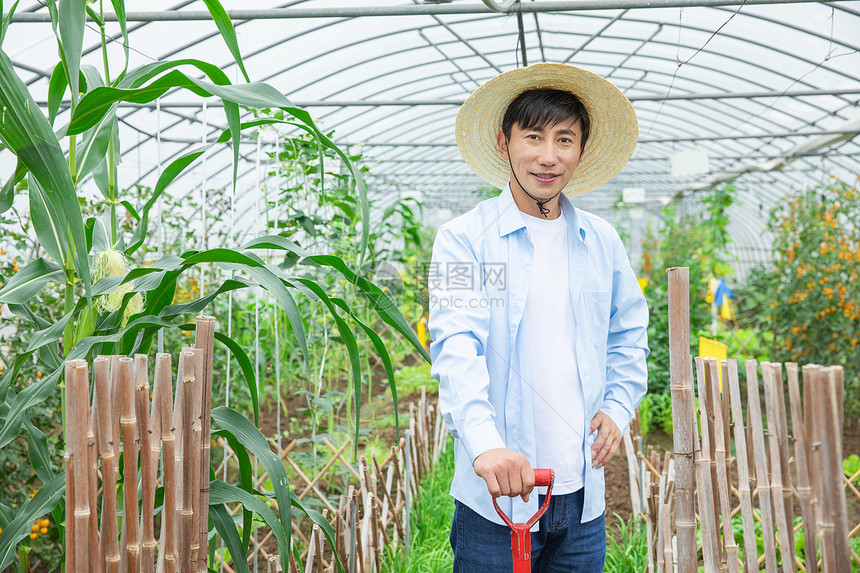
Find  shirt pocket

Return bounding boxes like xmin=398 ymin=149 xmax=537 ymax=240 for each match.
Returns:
xmin=583 ymin=290 xmax=611 ymax=347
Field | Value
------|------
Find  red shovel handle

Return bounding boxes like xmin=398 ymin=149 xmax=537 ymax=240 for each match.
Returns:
xmin=533 ymin=468 xmax=553 ymax=488
xmin=491 ymin=468 xmax=555 ymax=573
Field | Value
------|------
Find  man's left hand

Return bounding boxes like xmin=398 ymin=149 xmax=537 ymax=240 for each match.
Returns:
xmin=589 ymin=411 xmax=621 ymax=469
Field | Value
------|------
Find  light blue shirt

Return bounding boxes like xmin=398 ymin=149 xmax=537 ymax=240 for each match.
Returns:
xmin=428 ymin=184 xmax=649 ymax=527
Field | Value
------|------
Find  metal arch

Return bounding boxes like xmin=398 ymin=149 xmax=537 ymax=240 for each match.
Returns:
xmin=8 ymin=0 xmax=850 ymax=22
xmin=37 ymin=3 xmax=860 ymax=153
xmin=86 ymin=5 xmax=857 ymax=171
xmin=283 ymin=28 xmax=858 ymax=151
xmin=141 ymin=7 xmax=854 ymax=128
xmin=20 ymin=3 xmax=852 ymax=226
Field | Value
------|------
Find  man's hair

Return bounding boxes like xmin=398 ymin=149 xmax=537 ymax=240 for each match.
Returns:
xmin=501 ymin=88 xmax=591 ymax=152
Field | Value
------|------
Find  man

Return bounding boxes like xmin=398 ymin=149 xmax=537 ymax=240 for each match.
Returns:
xmin=428 ymin=63 xmax=649 ymax=571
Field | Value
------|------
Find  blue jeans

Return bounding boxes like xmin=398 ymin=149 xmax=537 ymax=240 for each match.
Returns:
xmin=450 ymin=489 xmax=606 ymax=572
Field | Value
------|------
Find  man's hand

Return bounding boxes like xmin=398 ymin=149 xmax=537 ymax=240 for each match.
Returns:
xmin=473 ymin=448 xmax=535 ymax=502
xmin=590 ymin=411 xmax=621 ymax=469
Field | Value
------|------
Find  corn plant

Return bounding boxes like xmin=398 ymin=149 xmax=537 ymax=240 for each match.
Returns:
xmin=0 ymin=1 xmax=428 ymax=570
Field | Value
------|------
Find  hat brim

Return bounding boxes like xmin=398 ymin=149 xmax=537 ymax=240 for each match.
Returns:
xmin=455 ymin=63 xmax=639 ymax=197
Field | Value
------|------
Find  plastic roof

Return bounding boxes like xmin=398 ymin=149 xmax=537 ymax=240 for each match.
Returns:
xmin=4 ymin=1 xmax=860 ymax=276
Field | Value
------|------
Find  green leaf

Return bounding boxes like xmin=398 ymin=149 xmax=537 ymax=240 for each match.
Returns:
xmin=211 ymin=406 xmax=293 ymax=554
xmin=0 ymin=472 xmax=65 ymax=570
xmin=0 ymin=159 xmax=26 ymax=214
xmin=209 ymin=503 xmax=250 ymax=573
xmin=209 ymin=481 xmax=286 ymax=571
xmin=59 ymin=0 xmax=86 ymax=107
xmin=28 ymin=176 xmax=65 ymax=266
xmin=109 ymin=0 xmax=128 ymax=80
xmin=0 ymin=258 xmax=64 ymax=304
xmin=214 ymin=331 xmax=259 ymax=426
xmin=0 ymin=49 xmax=91 ymax=297
xmin=91 ymin=216 xmax=110 ymax=253
xmin=77 ymin=112 xmax=117 ymax=184
xmin=201 ymin=0 xmax=250 ymax=83
xmin=211 ymin=428 xmax=253 ymax=547
xmin=120 ymin=199 xmax=140 ymax=222
xmin=24 ymin=416 xmax=55 ymax=483
xmin=26 ymin=310 xmax=72 ymax=352
xmin=47 ymin=63 xmax=68 ymax=126
xmin=0 ymin=0 xmax=19 ymax=48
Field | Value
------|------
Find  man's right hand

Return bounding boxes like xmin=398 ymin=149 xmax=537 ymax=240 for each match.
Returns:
xmin=473 ymin=448 xmax=535 ymax=503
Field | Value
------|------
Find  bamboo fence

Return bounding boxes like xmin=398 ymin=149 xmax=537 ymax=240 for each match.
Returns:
xmin=64 ymin=315 xmax=447 ymax=573
xmin=64 ymin=316 xmax=216 ymax=572
xmin=621 ymin=269 xmax=857 ymax=573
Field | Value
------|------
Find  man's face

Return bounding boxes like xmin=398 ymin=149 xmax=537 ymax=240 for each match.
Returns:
xmin=496 ymin=119 xmax=584 ymax=199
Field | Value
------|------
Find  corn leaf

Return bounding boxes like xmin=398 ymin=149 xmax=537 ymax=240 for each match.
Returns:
xmin=211 ymin=406 xmax=294 ymax=554
xmin=0 ymin=473 xmax=65 ymax=570
xmin=47 ymin=62 xmax=68 ymax=126
xmin=0 ymin=49 xmax=91 ymax=297
xmin=58 ymin=0 xmax=86 ymax=106
xmin=0 ymin=0 xmax=19 ymax=48
xmin=109 ymin=0 xmax=128 ymax=80
xmin=0 ymin=258 xmax=64 ymax=304
xmin=209 ymin=503 xmax=250 ymax=573
xmin=0 ymin=159 xmax=27 ymax=214
xmin=201 ymin=0 xmax=250 ymax=83
xmin=209 ymin=481 xmax=287 ymax=571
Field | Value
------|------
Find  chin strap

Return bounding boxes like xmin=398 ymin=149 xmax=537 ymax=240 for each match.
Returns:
xmin=505 ymin=137 xmax=561 ymax=218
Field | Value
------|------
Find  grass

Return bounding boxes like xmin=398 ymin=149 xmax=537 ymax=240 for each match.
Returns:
xmin=605 ymin=514 xmax=649 ymax=572
xmin=381 ymin=437 xmax=455 ymax=572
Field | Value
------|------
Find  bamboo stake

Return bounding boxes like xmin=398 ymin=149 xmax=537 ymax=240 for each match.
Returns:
xmin=95 ymin=356 xmax=119 ymax=573
xmin=806 ymin=365 xmax=832 ymax=571
xmin=87 ymin=392 xmax=100 ymax=573
xmin=179 ymin=350 xmax=197 ymax=571
xmin=623 ymin=429 xmax=641 ymax=516
xmin=695 ymin=358 xmax=720 ymax=573
xmin=70 ymin=360 xmax=91 ymax=573
xmin=188 ymin=347 xmax=204 ymax=569
xmin=645 ymin=460 xmax=654 ymax=573
xmin=772 ymin=365 xmax=796 ymax=555
xmin=117 ymin=357 xmax=140 ymax=573
xmin=65 ymin=360 xmax=90 ymax=573
xmin=155 ymin=353 xmax=178 ymax=573
xmin=706 ymin=359 xmax=739 ymax=573
xmin=761 ymin=363 xmax=795 ymax=573
xmin=823 ymin=367 xmax=851 ymax=572
xmin=661 ymin=502 xmax=673 ymax=573
xmin=745 ymin=360 xmax=779 ymax=572
xmin=134 ymin=353 xmax=157 ymax=573
xmin=702 ymin=359 xmax=726 ymax=571
xmin=65 ymin=450 xmax=76 ymax=573
xmin=725 ymin=359 xmax=758 ymax=573
xmin=194 ymin=316 xmax=216 ymax=573
xmin=668 ymin=268 xmax=697 ymax=573
xmin=786 ymin=363 xmax=817 ymax=573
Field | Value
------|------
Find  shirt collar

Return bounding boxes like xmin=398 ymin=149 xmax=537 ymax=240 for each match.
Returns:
xmin=497 ymin=183 xmax=587 ymax=243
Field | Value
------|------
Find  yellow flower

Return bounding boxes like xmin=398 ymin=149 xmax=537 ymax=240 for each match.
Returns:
xmin=29 ymin=533 xmax=37 ymax=540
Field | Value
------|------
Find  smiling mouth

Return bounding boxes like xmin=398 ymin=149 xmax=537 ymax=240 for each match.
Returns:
xmin=531 ymin=172 xmax=559 ymax=183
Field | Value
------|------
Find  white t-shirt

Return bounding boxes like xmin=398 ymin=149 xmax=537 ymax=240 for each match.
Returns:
xmin=522 ymin=210 xmax=586 ymax=494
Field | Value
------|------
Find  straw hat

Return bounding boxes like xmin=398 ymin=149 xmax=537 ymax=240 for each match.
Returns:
xmin=455 ymin=63 xmax=639 ymax=197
